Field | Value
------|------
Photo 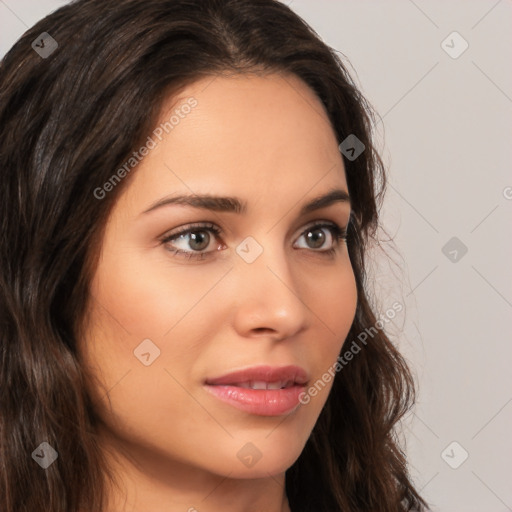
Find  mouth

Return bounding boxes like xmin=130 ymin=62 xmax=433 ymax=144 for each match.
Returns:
xmin=228 ymin=380 xmax=296 ymax=390
xmin=203 ymin=365 xmax=309 ymax=416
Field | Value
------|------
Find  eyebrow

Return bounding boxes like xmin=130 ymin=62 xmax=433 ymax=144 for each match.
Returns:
xmin=141 ymin=188 xmax=351 ymax=216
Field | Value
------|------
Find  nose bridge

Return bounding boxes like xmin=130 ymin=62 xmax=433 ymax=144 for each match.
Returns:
xmin=236 ymin=232 xmax=294 ymax=289
xmin=232 ymin=232 xmax=307 ymax=336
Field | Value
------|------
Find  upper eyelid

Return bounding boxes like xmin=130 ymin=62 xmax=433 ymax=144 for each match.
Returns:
xmin=161 ymin=218 xmax=346 ymax=242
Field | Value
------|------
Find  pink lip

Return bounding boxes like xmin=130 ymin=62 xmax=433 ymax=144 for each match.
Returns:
xmin=205 ymin=365 xmax=309 ymax=386
xmin=204 ymin=365 xmax=309 ymax=416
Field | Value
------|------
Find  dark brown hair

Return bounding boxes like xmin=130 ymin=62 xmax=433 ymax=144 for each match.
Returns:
xmin=0 ymin=0 xmax=428 ymax=510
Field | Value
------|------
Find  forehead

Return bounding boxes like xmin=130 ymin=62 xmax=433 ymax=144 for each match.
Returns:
xmin=165 ymin=72 xmax=340 ymax=163
xmin=117 ymin=72 xmax=348 ymax=214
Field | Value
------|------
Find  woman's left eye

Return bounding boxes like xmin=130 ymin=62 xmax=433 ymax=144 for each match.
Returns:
xmin=160 ymin=221 xmax=348 ymax=261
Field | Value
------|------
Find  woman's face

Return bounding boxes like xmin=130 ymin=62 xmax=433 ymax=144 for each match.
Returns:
xmin=81 ymin=73 xmax=357 ymax=482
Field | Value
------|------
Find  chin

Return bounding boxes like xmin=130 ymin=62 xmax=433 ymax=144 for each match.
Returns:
xmin=211 ymin=438 xmax=305 ymax=479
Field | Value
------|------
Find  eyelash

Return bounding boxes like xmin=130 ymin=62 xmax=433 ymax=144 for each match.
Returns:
xmin=160 ymin=221 xmax=349 ymax=261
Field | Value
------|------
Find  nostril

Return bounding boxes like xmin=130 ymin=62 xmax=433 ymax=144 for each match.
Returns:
xmin=253 ymin=327 xmax=273 ymax=335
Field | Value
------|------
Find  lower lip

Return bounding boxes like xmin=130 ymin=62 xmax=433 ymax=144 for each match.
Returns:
xmin=204 ymin=384 xmax=305 ymax=416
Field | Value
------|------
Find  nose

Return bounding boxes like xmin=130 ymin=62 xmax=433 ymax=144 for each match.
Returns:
xmin=230 ymin=238 xmax=309 ymax=341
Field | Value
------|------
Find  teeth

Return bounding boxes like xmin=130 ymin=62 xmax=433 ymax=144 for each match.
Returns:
xmin=251 ymin=381 xmax=267 ymax=390
xmin=266 ymin=381 xmax=283 ymax=390
xmin=235 ymin=380 xmax=290 ymax=390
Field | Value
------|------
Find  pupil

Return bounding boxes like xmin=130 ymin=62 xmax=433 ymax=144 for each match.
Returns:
xmin=307 ymin=229 xmax=325 ymax=249
xmin=189 ymin=231 xmax=209 ymax=251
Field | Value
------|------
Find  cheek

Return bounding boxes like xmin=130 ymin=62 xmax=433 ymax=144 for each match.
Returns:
xmin=81 ymin=248 xmax=229 ymax=409
xmin=323 ymin=266 xmax=358 ymax=335
xmin=81 ymin=258 xmax=229 ymax=469
xmin=300 ymin=262 xmax=357 ymax=408
xmin=91 ymin=247 xmax=229 ymax=340
xmin=311 ymin=259 xmax=358 ymax=350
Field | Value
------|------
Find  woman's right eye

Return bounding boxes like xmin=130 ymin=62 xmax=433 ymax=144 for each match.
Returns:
xmin=160 ymin=222 xmax=225 ymax=260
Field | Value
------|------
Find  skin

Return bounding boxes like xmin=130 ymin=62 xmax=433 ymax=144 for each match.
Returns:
xmin=79 ymin=72 xmax=358 ymax=512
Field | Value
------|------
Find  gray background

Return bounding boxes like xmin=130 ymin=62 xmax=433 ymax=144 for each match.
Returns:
xmin=1 ymin=1 xmax=511 ymax=510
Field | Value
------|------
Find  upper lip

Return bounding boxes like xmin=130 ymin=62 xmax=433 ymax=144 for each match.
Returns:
xmin=204 ymin=365 xmax=309 ymax=386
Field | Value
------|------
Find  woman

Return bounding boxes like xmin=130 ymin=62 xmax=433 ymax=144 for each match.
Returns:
xmin=0 ymin=1 xmax=428 ymax=511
